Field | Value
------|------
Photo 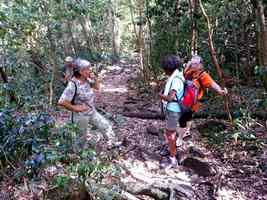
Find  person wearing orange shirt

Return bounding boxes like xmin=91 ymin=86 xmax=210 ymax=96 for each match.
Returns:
xmin=176 ymin=55 xmax=228 ymax=146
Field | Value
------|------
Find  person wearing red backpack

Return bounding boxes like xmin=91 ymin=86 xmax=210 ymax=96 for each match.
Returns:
xmin=177 ymin=55 xmax=228 ymax=145
xmin=159 ymin=55 xmax=185 ymax=169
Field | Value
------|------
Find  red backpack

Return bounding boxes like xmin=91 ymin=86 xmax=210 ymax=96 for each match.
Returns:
xmin=176 ymin=71 xmax=204 ymax=112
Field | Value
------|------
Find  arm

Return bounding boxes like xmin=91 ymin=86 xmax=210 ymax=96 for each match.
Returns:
xmin=159 ymin=90 xmax=177 ymax=102
xmin=199 ymin=72 xmax=227 ymax=96
xmin=210 ymin=81 xmax=228 ymax=96
xmin=91 ymin=78 xmax=100 ymax=90
xmin=58 ymin=81 xmax=89 ymax=112
xmin=58 ymin=100 xmax=89 ymax=112
xmin=159 ymin=77 xmax=183 ymax=101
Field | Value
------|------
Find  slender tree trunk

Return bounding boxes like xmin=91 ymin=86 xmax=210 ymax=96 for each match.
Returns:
xmin=128 ymin=0 xmax=140 ymax=51
xmin=79 ymin=17 xmax=93 ymax=54
xmin=189 ymin=0 xmax=198 ymax=55
xmin=42 ymin=1 xmax=58 ymax=106
xmin=85 ymin=16 xmax=99 ymax=51
xmin=66 ymin=21 xmax=78 ymax=55
xmin=0 ymin=67 xmax=16 ymax=103
xmin=61 ymin=22 xmax=73 ymax=56
xmin=0 ymin=67 xmax=8 ymax=83
xmin=258 ymin=1 xmax=267 ymax=66
xmin=137 ymin=0 xmax=149 ymax=81
xmin=47 ymin=30 xmax=58 ymax=106
xmin=256 ymin=25 xmax=263 ymax=66
xmin=199 ymin=0 xmax=232 ymax=122
xmin=75 ymin=0 xmax=94 ymax=53
xmin=145 ymin=0 xmax=152 ymax=70
xmin=251 ymin=0 xmax=267 ymax=89
xmin=109 ymin=0 xmax=120 ymax=64
xmin=175 ymin=0 xmax=180 ymax=51
xmin=257 ymin=1 xmax=267 ymax=89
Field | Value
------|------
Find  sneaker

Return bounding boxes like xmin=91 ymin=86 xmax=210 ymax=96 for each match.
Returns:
xmin=107 ymin=140 xmax=123 ymax=150
xmin=159 ymin=145 xmax=170 ymax=156
xmin=176 ymin=137 xmax=183 ymax=147
xmin=183 ymin=129 xmax=191 ymax=140
xmin=160 ymin=157 xmax=178 ymax=169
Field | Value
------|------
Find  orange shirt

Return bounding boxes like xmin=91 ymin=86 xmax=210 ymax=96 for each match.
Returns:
xmin=192 ymin=72 xmax=215 ymax=112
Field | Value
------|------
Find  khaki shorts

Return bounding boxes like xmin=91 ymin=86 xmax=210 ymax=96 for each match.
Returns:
xmin=166 ymin=110 xmax=181 ymax=131
xmin=72 ymin=110 xmax=115 ymax=142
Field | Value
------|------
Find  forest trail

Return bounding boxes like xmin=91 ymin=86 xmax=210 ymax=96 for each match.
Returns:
xmin=89 ymin=59 xmax=267 ymax=200
xmin=55 ymin=58 xmax=267 ymax=200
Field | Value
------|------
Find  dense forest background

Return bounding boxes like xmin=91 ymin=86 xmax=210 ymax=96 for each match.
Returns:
xmin=0 ymin=0 xmax=267 ymax=199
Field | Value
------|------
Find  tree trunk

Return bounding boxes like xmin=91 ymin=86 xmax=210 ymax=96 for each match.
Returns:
xmin=42 ymin=2 xmax=58 ymax=106
xmin=128 ymin=0 xmax=140 ymax=51
xmin=66 ymin=21 xmax=78 ymax=56
xmin=256 ymin=25 xmax=263 ymax=66
xmin=251 ymin=0 xmax=267 ymax=89
xmin=0 ymin=67 xmax=16 ymax=103
xmin=137 ymin=0 xmax=150 ymax=82
xmin=175 ymin=0 xmax=181 ymax=51
xmin=199 ymin=0 xmax=232 ymax=122
xmin=189 ymin=0 xmax=198 ymax=55
xmin=145 ymin=0 xmax=153 ymax=76
xmin=257 ymin=1 xmax=267 ymax=89
xmin=75 ymin=0 xmax=95 ymax=53
xmin=79 ymin=16 xmax=93 ymax=54
xmin=110 ymin=0 xmax=120 ymax=64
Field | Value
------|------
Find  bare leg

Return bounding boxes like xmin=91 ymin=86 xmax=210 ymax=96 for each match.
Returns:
xmin=185 ymin=120 xmax=192 ymax=136
xmin=166 ymin=130 xmax=177 ymax=157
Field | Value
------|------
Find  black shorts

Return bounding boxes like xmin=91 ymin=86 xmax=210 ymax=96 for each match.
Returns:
xmin=179 ymin=110 xmax=193 ymax=128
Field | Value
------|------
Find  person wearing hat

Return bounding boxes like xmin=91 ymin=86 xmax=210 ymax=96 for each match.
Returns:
xmin=63 ymin=56 xmax=75 ymax=83
xmin=58 ymin=58 xmax=117 ymax=148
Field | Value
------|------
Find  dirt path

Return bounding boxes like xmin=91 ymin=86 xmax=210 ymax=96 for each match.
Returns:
xmin=54 ymin=58 xmax=266 ymax=200
xmin=94 ymin=59 xmax=267 ymax=200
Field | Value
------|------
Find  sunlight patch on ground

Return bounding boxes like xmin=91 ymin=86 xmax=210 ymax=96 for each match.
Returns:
xmin=119 ymin=158 xmax=192 ymax=187
xmin=217 ymin=188 xmax=246 ymax=200
xmin=102 ymin=87 xmax=128 ymax=93
xmin=106 ymin=65 xmax=122 ymax=71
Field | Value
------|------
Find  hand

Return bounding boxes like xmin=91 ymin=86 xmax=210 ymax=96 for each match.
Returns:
xmin=74 ymin=104 xmax=89 ymax=112
xmin=159 ymin=93 xmax=165 ymax=100
xmin=221 ymin=87 xmax=228 ymax=96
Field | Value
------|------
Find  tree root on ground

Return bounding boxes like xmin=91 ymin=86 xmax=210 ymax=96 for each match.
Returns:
xmin=118 ymin=163 xmax=194 ymax=200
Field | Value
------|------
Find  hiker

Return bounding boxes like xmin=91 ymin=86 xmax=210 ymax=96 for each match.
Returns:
xmin=178 ymin=55 xmax=228 ymax=143
xmin=58 ymin=58 xmax=117 ymax=148
xmin=159 ymin=55 xmax=185 ymax=169
xmin=63 ymin=56 xmax=75 ymax=83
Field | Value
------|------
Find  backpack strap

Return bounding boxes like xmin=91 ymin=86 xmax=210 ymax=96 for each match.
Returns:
xmin=70 ymin=80 xmax=77 ymax=105
xmin=69 ymin=80 xmax=77 ymax=124
xmin=194 ymin=70 xmax=205 ymax=89
xmin=170 ymin=76 xmax=184 ymax=103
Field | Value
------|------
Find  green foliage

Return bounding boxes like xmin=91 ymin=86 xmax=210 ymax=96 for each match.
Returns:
xmin=0 ymin=108 xmax=54 ymax=166
xmin=146 ymin=0 xmax=181 ymax=76
xmin=53 ymin=175 xmax=70 ymax=190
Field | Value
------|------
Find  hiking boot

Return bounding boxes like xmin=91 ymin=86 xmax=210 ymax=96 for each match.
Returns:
xmin=160 ymin=157 xmax=178 ymax=170
xmin=159 ymin=145 xmax=170 ymax=156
